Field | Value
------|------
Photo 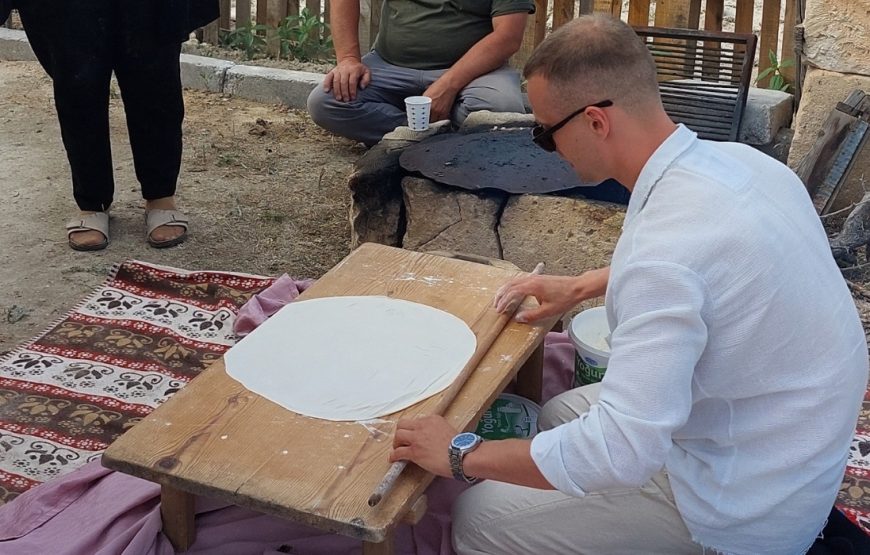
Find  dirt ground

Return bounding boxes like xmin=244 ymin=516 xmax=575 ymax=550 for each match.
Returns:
xmin=0 ymin=60 xmax=365 ymax=356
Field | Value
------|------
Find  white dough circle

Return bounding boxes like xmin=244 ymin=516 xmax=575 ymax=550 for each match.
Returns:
xmin=224 ymin=296 xmax=477 ymax=421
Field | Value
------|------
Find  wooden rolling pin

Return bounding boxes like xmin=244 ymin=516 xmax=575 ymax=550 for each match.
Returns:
xmin=368 ymin=263 xmax=544 ymax=507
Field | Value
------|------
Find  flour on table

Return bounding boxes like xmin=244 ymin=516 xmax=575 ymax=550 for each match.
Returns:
xmin=225 ymin=296 xmax=476 ymax=421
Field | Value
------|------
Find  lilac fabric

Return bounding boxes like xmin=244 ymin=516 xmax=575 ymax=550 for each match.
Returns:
xmin=0 ymin=459 xmax=470 ymax=555
xmin=232 ymin=274 xmax=315 ymax=337
xmin=0 ymin=275 xmax=578 ymax=554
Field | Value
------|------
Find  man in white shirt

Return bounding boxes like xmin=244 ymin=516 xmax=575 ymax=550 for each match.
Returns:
xmin=389 ymin=15 xmax=869 ymax=555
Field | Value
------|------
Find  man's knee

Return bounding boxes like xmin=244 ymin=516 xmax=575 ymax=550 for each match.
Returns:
xmin=306 ymin=86 xmax=336 ymax=131
xmin=538 ymin=382 xmax=602 ymax=430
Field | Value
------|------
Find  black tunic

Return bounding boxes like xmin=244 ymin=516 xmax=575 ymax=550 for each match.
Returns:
xmin=1 ymin=1 xmax=219 ymax=42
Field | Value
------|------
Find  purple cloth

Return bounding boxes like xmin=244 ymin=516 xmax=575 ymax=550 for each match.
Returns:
xmin=0 ymin=459 xmax=469 ymax=555
xmin=0 ymin=277 xmax=578 ymax=554
xmin=233 ymin=274 xmax=314 ymax=337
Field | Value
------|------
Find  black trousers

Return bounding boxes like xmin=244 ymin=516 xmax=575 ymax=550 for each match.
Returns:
xmin=17 ymin=1 xmax=184 ymax=212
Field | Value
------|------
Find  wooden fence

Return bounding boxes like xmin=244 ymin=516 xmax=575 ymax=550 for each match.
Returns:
xmin=205 ymin=0 xmax=800 ymax=89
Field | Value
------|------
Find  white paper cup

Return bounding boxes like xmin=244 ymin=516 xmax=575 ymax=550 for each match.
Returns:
xmin=568 ymin=306 xmax=611 ymax=387
xmin=405 ymin=96 xmax=432 ymax=131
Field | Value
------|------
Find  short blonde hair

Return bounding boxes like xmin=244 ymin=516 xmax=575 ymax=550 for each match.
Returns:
xmin=524 ymin=15 xmax=660 ymax=113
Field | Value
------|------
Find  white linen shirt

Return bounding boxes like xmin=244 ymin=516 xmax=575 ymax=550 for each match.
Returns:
xmin=530 ymin=125 xmax=869 ymax=554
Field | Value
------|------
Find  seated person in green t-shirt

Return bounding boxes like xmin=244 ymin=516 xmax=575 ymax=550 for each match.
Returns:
xmin=307 ymin=0 xmax=534 ymax=146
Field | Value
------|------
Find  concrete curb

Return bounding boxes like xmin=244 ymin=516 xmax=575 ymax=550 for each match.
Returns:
xmin=0 ymin=28 xmax=324 ymax=111
xmin=0 ymin=28 xmax=36 ymax=62
xmin=224 ymin=65 xmax=322 ymax=109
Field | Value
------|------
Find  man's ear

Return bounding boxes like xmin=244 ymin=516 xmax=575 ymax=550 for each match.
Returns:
xmin=587 ymin=107 xmax=611 ymax=138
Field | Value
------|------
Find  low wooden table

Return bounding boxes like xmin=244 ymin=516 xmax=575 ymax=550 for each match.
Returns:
xmin=102 ymin=243 xmax=559 ymax=553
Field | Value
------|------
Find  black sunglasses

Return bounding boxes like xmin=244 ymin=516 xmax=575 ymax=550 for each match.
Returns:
xmin=532 ymin=99 xmax=613 ymax=152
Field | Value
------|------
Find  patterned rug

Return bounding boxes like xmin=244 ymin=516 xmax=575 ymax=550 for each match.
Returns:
xmin=840 ymin=387 xmax=870 ymax=533
xmin=0 ymin=260 xmax=274 ymax=504
xmin=0 ymin=260 xmax=868 ymax=537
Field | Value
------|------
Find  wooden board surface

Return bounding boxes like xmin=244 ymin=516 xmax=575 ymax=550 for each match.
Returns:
xmin=552 ymin=0 xmax=575 ymax=29
xmin=103 ymin=244 xmax=558 ymax=542
xmin=628 ymin=0 xmax=652 ymax=26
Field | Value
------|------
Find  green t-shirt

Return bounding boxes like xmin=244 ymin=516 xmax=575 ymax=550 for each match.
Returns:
xmin=373 ymin=0 xmax=535 ymax=70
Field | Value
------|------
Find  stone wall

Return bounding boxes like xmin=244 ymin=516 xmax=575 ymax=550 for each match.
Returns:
xmin=350 ymin=112 xmax=626 ymax=282
xmin=788 ymin=1 xmax=870 ymax=169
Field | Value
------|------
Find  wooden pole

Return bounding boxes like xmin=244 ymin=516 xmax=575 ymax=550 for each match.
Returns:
xmin=780 ymin=0 xmax=797 ymax=89
xmin=368 ymin=264 xmax=545 ymax=507
xmin=757 ymin=0 xmax=782 ymax=88
xmin=509 ymin=7 xmax=539 ymax=71
xmin=702 ymin=0 xmax=725 ymax=80
xmin=734 ymin=0 xmax=755 ymax=33
xmin=237 ymin=0 xmax=252 ymax=27
xmin=533 ymin=0 xmax=548 ymax=46
xmin=733 ymin=0 xmax=755 ymax=79
xmin=654 ymin=0 xmax=691 ymax=28
xmin=256 ymin=0 xmax=268 ymax=26
xmin=219 ymin=0 xmax=231 ymax=31
xmin=367 ymin=308 xmax=514 ymax=506
xmin=628 ymin=0 xmax=652 ymax=27
xmin=704 ymin=0 xmax=724 ymax=31
xmin=202 ymin=21 xmax=220 ymax=45
xmin=552 ymin=0 xmax=575 ymax=30
xmin=593 ymin=0 xmax=622 ymax=17
xmin=306 ymin=0 xmax=321 ymax=42
xmin=266 ymin=0 xmax=289 ymax=57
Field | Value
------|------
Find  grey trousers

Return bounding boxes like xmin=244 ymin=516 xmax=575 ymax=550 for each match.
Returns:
xmin=306 ymin=50 xmax=526 ymax=146
xmin=452 ymin=383 xmax=703 ymax=555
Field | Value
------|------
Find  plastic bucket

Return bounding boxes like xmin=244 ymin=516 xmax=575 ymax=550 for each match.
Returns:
xmin=568 ymin=306 xmax=611 ymax=387
xmin=474 ymin=393 xmax=541 ymax=440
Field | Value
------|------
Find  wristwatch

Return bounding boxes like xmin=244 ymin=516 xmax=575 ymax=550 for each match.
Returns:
xmin=448 ymin=432 xmax=483 ymax=483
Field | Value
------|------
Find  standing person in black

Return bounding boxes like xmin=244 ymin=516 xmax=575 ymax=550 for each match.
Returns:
xmin=5 ymin=1 xmax=218 ymax=250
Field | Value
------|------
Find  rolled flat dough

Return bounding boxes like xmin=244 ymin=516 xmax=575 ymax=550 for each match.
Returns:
xmin=224 ymin=296 xmax=477 ymax=421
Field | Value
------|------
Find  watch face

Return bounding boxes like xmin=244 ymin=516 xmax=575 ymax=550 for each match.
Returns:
xmin=452 ymin=432 xmax=479 ymax=449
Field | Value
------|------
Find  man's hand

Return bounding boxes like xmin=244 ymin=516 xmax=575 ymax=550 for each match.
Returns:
xmin=389 ymin=415 xmax=457 ymax=478
xmin=494 ymin=267 xmax=611 ymax=323
xmin=323 ymin=58 xmax=372 ymax=102
xmin=422 ymin=78 xmax=460 ymax=123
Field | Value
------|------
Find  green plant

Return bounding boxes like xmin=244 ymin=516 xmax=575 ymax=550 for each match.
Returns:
xmin=221 ymin=22 xmax=269 ymax=60
xmin=277 ymin=9 xmax=333 ymax=61
xmin=756 ymin=50 xmax=794 ymax=92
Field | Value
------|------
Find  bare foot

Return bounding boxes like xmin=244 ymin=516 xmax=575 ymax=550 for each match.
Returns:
xmin=145 ymin=197 xmax=186 ymax=244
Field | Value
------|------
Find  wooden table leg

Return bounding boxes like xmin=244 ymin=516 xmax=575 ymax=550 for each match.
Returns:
xmin=161 ymin=485 xmax=196 ymax=551
xmin=515 ymin=341 xmax=544 ymax=404
xmin=361 ymin=495 xmax=426 ymax=555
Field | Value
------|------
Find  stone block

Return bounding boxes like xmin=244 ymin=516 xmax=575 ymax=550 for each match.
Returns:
xmin=224 ymin=65 xmax=322 ymax=110
xmin=788 ymin=68 xmax=870 ymax=169
xmin=382 ymin=120 xmax=453 ymax=142
xmin=348 ymin=141 xmax=407 ymax=248
xmin=0 ymin=28 xmax=36 ymax=62
xmin=803 ymin=0 xmax=870 ymax=76
xmin=402 ymin=177 xmax=503 ymax=259
xmin=739 ymin=87 xmax=794 ymax=146
xmin=460 ymin=110 xmax=535 ymax=133
xmin=499 ymin=194 xmax=625 ymax=277
xmin=179 ymin=54 xmax=234 ymax=93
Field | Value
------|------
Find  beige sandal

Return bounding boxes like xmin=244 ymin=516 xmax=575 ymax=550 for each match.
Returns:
xmin=146 ymin=209 xmax=189 ymax=248
xmin=66 ymin=212 xmax=109 ymax=251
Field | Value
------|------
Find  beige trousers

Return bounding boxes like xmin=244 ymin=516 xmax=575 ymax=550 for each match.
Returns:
xmin=452 ymin=383 xmax=703 ymax=555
